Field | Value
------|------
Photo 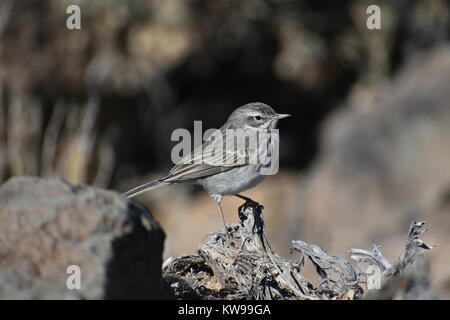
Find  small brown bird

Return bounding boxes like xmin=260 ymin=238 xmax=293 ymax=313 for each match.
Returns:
xmin=124 ymin=102 xmax=290 ymax=227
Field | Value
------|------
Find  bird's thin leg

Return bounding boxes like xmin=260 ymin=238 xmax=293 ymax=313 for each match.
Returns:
xmin=215 ymin=201 xmax=228 ymax=232
xmin=214 ymin=196 xmax=232 ymax=242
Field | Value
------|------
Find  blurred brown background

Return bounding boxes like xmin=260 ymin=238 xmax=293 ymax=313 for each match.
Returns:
xmin=1 ymin=0 xmax=450 ymax=298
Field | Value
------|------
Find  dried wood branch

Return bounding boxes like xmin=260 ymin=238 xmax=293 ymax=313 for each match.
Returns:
xmin=163 ymin=201 xmax=436 ymax=300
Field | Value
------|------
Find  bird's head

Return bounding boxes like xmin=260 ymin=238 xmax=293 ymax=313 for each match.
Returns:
xmin=228 ymin=102 xmax=290 ymax=129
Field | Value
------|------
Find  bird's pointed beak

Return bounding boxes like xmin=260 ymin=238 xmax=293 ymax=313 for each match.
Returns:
xmin=274 ymin=113 xmax=291 ymax=120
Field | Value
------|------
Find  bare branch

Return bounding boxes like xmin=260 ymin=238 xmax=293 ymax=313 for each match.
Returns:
xmin=163 ymin=202 xmax=436 ymax=300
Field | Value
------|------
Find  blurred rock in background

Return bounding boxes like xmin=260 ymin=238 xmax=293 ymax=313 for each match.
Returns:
xmin=0 ymin=0 xmax=449 ymax=298
xmin=299 ymin=47 xmax=450 ymax=298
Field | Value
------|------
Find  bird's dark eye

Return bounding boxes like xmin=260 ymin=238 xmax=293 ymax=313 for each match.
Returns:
xmin=254 ymin=115 xmax=262 ymax=121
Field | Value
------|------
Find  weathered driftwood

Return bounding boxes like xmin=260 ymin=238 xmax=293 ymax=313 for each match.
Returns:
xmin=162 ymin=199 xmax=435 ymax=300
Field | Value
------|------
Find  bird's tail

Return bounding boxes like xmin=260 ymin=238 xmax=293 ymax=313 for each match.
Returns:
xmin=123 ymin=179 xmax=169 ymax=198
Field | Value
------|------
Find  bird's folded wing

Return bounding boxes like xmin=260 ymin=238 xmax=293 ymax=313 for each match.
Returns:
xmin=163 ymin=129 xmax=253 ymax=182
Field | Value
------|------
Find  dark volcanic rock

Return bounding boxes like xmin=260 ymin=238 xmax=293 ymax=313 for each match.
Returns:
xmin=0 ymin=176 xmax=168 ymax=299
